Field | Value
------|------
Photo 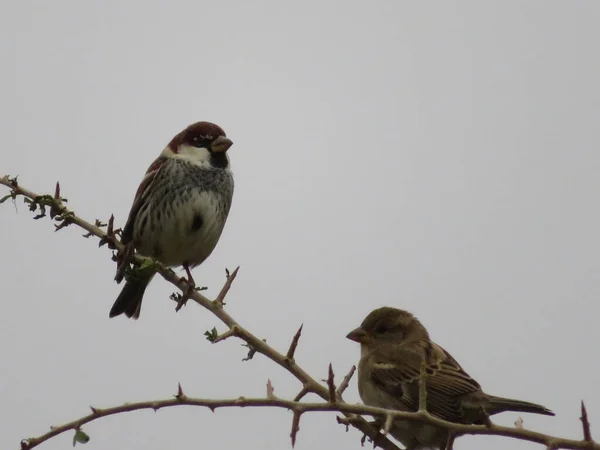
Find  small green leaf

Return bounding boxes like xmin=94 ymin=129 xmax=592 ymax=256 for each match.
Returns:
xmin=139 ymin=258 xmax=156 ymax=271
xmin=204 ymin=327 xmax=218 ymax=342
xmin=73 ymin=429 xmax=90 ymax=446
xmin=0 ymin=194 xmax=12 ymax=204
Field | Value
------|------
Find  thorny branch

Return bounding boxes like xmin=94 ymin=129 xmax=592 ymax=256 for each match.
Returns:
xmin=16 ymin=393 xmax=600 ymax=450
xmin=1 ymin=175 xmax=398 ymax=450
xmin=2 ymin=175 xmax=598 ymax=450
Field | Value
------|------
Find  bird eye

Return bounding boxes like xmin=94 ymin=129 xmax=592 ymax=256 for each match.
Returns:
xmin=374 ymin=324 xmax=389 ymax=334
xmin=190 ymin=136 xmax=211 ymax=148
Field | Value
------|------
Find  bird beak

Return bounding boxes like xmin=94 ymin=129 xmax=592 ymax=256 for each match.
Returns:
xmin=346 ymin=327 xmax=368 ymax=343
xmin=211 ymin=136 xmax=233 ymax=153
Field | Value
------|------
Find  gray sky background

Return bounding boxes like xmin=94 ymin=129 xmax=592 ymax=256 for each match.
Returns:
xmin=2 ymin=2 xmax=599 ymax=449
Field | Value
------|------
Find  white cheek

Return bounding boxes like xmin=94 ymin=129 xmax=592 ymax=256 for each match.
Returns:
xmin=360 ymin=345 xmax=371 ymax=358
xmin=162 ymin=144 xmax=212 ymax=165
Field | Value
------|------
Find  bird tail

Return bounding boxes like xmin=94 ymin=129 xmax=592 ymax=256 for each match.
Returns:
xmin=485 ymin=395 xmax=555 ymax=416
xmin=109 ymin=271 xmax=155 ymax=319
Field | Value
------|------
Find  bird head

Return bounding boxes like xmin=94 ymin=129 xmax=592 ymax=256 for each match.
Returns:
xmin=346 ymin=307 xmax=429 ymax=350
xmin=165 ymin=121 xmax=233 ymax=169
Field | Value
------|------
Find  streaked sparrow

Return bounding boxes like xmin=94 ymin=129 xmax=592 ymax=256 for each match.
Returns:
xmin=109 ymin=121 xmax=234 ymax=319
xmin=347 ymin=307 xmax=554 ymax=449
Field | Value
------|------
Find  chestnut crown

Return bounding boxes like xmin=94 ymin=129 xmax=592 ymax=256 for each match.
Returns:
xmin=168 ymin=121 xmax=232 ymax=153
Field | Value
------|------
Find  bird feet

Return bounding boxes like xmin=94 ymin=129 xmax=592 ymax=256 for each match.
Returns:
xmin=114 ymin=242 xmax=135 ymax=284
xmin=175 ymin=265 xmax=206 ymax=312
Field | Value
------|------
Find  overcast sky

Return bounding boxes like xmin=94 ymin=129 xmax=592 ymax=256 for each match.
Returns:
xmin=2 ymin=2 xmax=599 ymax=450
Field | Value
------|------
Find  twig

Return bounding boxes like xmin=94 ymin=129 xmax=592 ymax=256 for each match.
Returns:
xmin=336 ymin=365 xmax=356 ymax=397
xmin=293 ymin=387 xmax=309 ymax=402
xmin=212 ymin=327 xmax=238 ymax=344
xmin=214 ymin=266 xmax=239 ymax=305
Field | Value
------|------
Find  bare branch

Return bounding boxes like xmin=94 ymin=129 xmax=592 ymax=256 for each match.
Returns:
xmin=18 ymin=395 xmax=600 ymax=450
xmin=212 ymin=326 xmax=239 ymax=344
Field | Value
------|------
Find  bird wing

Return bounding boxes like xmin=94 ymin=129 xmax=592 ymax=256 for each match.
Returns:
xmin=368 ymin=341 xmax=482 ymax=422
xmin=121 ymin=157 xmax=166 ymax=245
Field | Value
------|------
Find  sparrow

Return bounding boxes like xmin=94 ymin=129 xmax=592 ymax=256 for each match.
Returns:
xmin=346 ymin=307 xmax=554 ymax=449
xmin=109 ymin=121 xmax=234 ymax=319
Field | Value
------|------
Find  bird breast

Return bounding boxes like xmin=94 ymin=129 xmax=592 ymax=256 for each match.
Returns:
xmin=134 ymin=160 xmax=234 ymax=267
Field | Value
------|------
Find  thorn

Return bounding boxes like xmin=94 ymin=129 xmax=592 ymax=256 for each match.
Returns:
xmin=176 ymin=383 xmax=184 ymax=399
xmin=286 ymin=324 xmax=303 ymax=362
xmin=336 ymin=365 xmax=356 ymax=397
xmin=326 ymin=363 xmax=336 ymax=402
xmin=107 ymin=215 xmax=114 ymax=235
xmin=266 ymin=379 xmax=276 ymax=399
xmin=580 ymin=400 xmax=593 ymax=442
xmin=290 ymin=410 xmax=301 ymax=447
xmin=54 ymin=182 xmax=60 ymax=200
xmin=90 ymin=406 xmax=99 ymax=414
